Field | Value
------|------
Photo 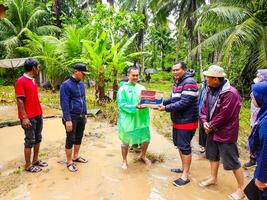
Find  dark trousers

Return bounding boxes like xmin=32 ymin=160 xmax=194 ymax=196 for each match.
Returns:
xmin=244 ymin=179 xmax=267 ymax=200
xmin=63 ymin=115 xmax=86 ymax=149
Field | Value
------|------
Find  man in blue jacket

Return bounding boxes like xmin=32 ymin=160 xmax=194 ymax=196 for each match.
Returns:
xmin=158 ymin=61 xmax=198 ymax=186
xmin=60 ymin=64 xmax=89 ymax=172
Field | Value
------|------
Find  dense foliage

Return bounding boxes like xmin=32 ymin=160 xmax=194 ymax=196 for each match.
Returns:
xmin=0 ymin=0 xmax=266 ymax=98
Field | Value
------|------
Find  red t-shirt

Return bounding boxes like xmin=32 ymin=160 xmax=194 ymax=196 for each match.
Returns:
xmin=15 ymin=75 xmax=42 ymax=119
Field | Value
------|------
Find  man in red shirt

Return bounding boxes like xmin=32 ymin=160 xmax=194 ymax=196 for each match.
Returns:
xmin=15 ymin=58 xmax=48 ymax=173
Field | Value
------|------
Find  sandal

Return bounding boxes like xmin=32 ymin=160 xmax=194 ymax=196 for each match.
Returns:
xmin=33 ymin=160 xmax=48 ymax=167
xmin=171 ymin=168 xmax=183 ymax=173
xmin=199 ymin=179 xmax=217 ymax=187
xmin=173 ymin=178 xmax=190 ymax=187
xmin=26 ymin=165 xmax=42 ymax=173
xmin=228 ymin=192 xmax=245 ymax=200
xmin=73 ymin=156 xmax=88 ymax=163
xmin=67 ymin=162 xmax=77 ymax=172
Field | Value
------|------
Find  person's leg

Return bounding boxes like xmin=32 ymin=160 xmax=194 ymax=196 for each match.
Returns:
xmin=121 ymin=144 xmax=129 ymax=169
xmin=232 ymin=167 xmax=245 ymax=195
xmin=23 ymin=118 xmax=36 ymax=169
xmin=73 ymin=117 xmax=86 ymax=160
xmin=221 ymin=143 xmax=244 ymax=197
xmin=64 ymin=119 xmax=77 ymax=165
xmin=176 ymin=130 xmax=195 ymax=180
xmin=180 ymin=152 xmax=192 ymax=180
xmin=200 ymin=138 xmax=220 ymax=186
xmin=32 ymin=143 xmax=40 ymax=163
xmin=139 ymin=141 xmax=151 ymax=165
xmin=24 ymin=147 xmax=32 ymax=169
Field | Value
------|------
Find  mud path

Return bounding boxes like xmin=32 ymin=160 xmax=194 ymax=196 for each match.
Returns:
xmin=0 ymin=117 xmax=250 ymax=200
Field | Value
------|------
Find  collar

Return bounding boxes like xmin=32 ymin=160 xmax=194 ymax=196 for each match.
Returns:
xmin=23 ymin=73 xmax=34 ymax=80
xmin=70 ymin=76 xmax=80 ymax=83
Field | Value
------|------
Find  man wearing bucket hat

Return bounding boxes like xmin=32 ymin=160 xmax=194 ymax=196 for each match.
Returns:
xmin=199 ymin=65 xmax=245 ymax=200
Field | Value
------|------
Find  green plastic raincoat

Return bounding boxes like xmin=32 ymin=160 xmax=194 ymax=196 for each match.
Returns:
xmin=117 ymin=82 xmax=150 ymax=144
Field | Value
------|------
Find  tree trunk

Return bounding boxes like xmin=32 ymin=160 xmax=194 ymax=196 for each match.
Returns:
xmin=161 ymin=51 xmax=165 ymax=71
xmin=95 ymin=67 xmax=105 ymax=102
xmin=213 ymin=50 xmax=219 ymax=63
xmin=53 ymin=0 xmax=62 ymax=28
xmin=186 ymin=17 xmax=195 ymax=63
xmin=112 ymin=69 xmax=118 ymax=100
xmin=197 ymin=29 xmax=204 ymax=81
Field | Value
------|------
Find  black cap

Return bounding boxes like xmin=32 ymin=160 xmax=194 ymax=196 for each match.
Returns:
xmin=73 ymin=63 xmax=89 ymax=75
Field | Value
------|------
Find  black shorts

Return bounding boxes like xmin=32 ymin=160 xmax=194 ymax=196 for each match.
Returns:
xmin=63 ymin=115 xmax=86 ymax=149
xmin=22 ymin=115 xmax=43 ymax=148
xmin=206 ymin=138 xmax=241 ymax=170
xmin=172 ymin=128 xmax=195 ymax=155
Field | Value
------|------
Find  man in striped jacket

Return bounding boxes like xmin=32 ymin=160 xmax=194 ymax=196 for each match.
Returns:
xmin=158 ymin=61 xmax=198 ymax=186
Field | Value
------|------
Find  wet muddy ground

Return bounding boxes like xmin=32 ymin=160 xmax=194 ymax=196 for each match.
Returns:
xmin=0 ymin=114 xmax=253 ymax=200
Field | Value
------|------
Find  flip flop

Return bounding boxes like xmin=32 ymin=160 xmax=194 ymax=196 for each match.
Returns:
xmin=171 ymin=168 xmax=183 ymax=173
xmin=25 ymin=165 xmax=42 ymax=173
xmin=67 ymin=162 xmax=77 ymax=172
xmin=228 ymin=192 xmax=245 ymax=200
xmin=33 ymin=160 xmax=48 ymax=167
xmin=173 ymin=178 xmax=190 ymax=187
xmin=73 ymin=156 xmax=88 ymax=163
xmin=199 ymin=179 xmax=217 ymax=187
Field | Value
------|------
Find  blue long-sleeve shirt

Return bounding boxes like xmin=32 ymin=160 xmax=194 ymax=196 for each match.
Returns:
xmin=60 ymin=76 xmax=87 ymax=121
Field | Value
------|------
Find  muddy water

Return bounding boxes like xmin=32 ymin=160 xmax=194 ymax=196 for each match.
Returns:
xmin=0 ymin=105 xmax=61 ymax=121
xmin=0 ymin=118 xmax=247 ymax=200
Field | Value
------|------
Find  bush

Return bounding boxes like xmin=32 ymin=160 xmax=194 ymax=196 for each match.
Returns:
xmin=151 ymin=71 xmax=172 ymax=82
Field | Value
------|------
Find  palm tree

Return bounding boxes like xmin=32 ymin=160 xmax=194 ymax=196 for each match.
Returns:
xmin=17 ymin=32 xmax=67 ymax=91
xmin=117 ymin=0 xmax=150 ymax=75
xmin=0 ymin=0 xmax=60 ymax=58
xmin=150 ymin=0 xmax=205 ymax=63
xmin=194 ymin=0 xmax=267 ymax=90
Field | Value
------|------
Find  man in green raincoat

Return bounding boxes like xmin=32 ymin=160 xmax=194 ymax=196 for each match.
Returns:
xmin=117 ymin=66 xmax=151 ymax=169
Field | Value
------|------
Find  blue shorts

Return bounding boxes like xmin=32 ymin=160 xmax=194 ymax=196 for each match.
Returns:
xmin=172 ymin=128 xmax=195 ymax=155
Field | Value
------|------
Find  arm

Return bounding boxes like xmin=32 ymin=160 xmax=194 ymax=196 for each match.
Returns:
xmin=15 ymin=79 xmax=30 ymax=128
xmin=16 ymin=97 xmax=31 ymax=128
xmin=163 ymin=96 xmax=171 ymax=106
xmin=165 ymin=83 xmax=198 ymax=112
xmin=117 ymin=88 xmax=137 ymax=114
xmin=208 ymin=92 xmax=241 ymax=130
xmin=60 ymin=84 xmax=71 ymax=121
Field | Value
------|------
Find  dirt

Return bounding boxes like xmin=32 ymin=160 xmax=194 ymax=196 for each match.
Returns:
xmin=0 ymin=115 xmax=254 ymax=200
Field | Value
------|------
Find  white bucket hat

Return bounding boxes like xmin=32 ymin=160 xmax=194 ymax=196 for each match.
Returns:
xmin=203 ymin=65 xmax=226 ymax=77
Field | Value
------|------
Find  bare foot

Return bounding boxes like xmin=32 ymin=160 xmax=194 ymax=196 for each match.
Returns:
xmin=139 ymin=156 xmax=152 ymax=166
xmin=199 ymin=177 xmax=217 ymax=187
xmin=121 ymin=162 xmax=128 ymax=170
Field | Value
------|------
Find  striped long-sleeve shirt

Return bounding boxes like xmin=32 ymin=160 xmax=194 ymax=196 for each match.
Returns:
xmin=163 ymin=71 xmax=199 ymax=130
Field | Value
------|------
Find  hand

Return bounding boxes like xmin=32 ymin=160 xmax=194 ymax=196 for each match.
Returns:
xmin=255 ymin=179 xmax=267 ymax=191
xmin=158 ymin=105 xmax=165 ymax=111
xmin=22 ymin=118 xmax=31 ymax=128
xmin=136 ymin=104 xmax=147 ymax=109
xmin=203 ymin=122 xmax=212 ymax=134
xmin=65 ymin=121 xmax=73 ymax=132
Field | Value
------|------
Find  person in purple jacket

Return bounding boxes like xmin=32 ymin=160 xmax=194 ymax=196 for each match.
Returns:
xmin=199 ymin=65 xmax=244 ymax=200
xmin=244 ymin=81 xmax=267 ymax=200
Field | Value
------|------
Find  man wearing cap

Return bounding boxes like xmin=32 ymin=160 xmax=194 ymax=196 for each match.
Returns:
xmin=199 ymin=65 xmax=245 ymax=199
xmin=60 ymin=63 xmax=89 ymax=172
xmin=15 ymin=58 xmax=48 ymax=173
